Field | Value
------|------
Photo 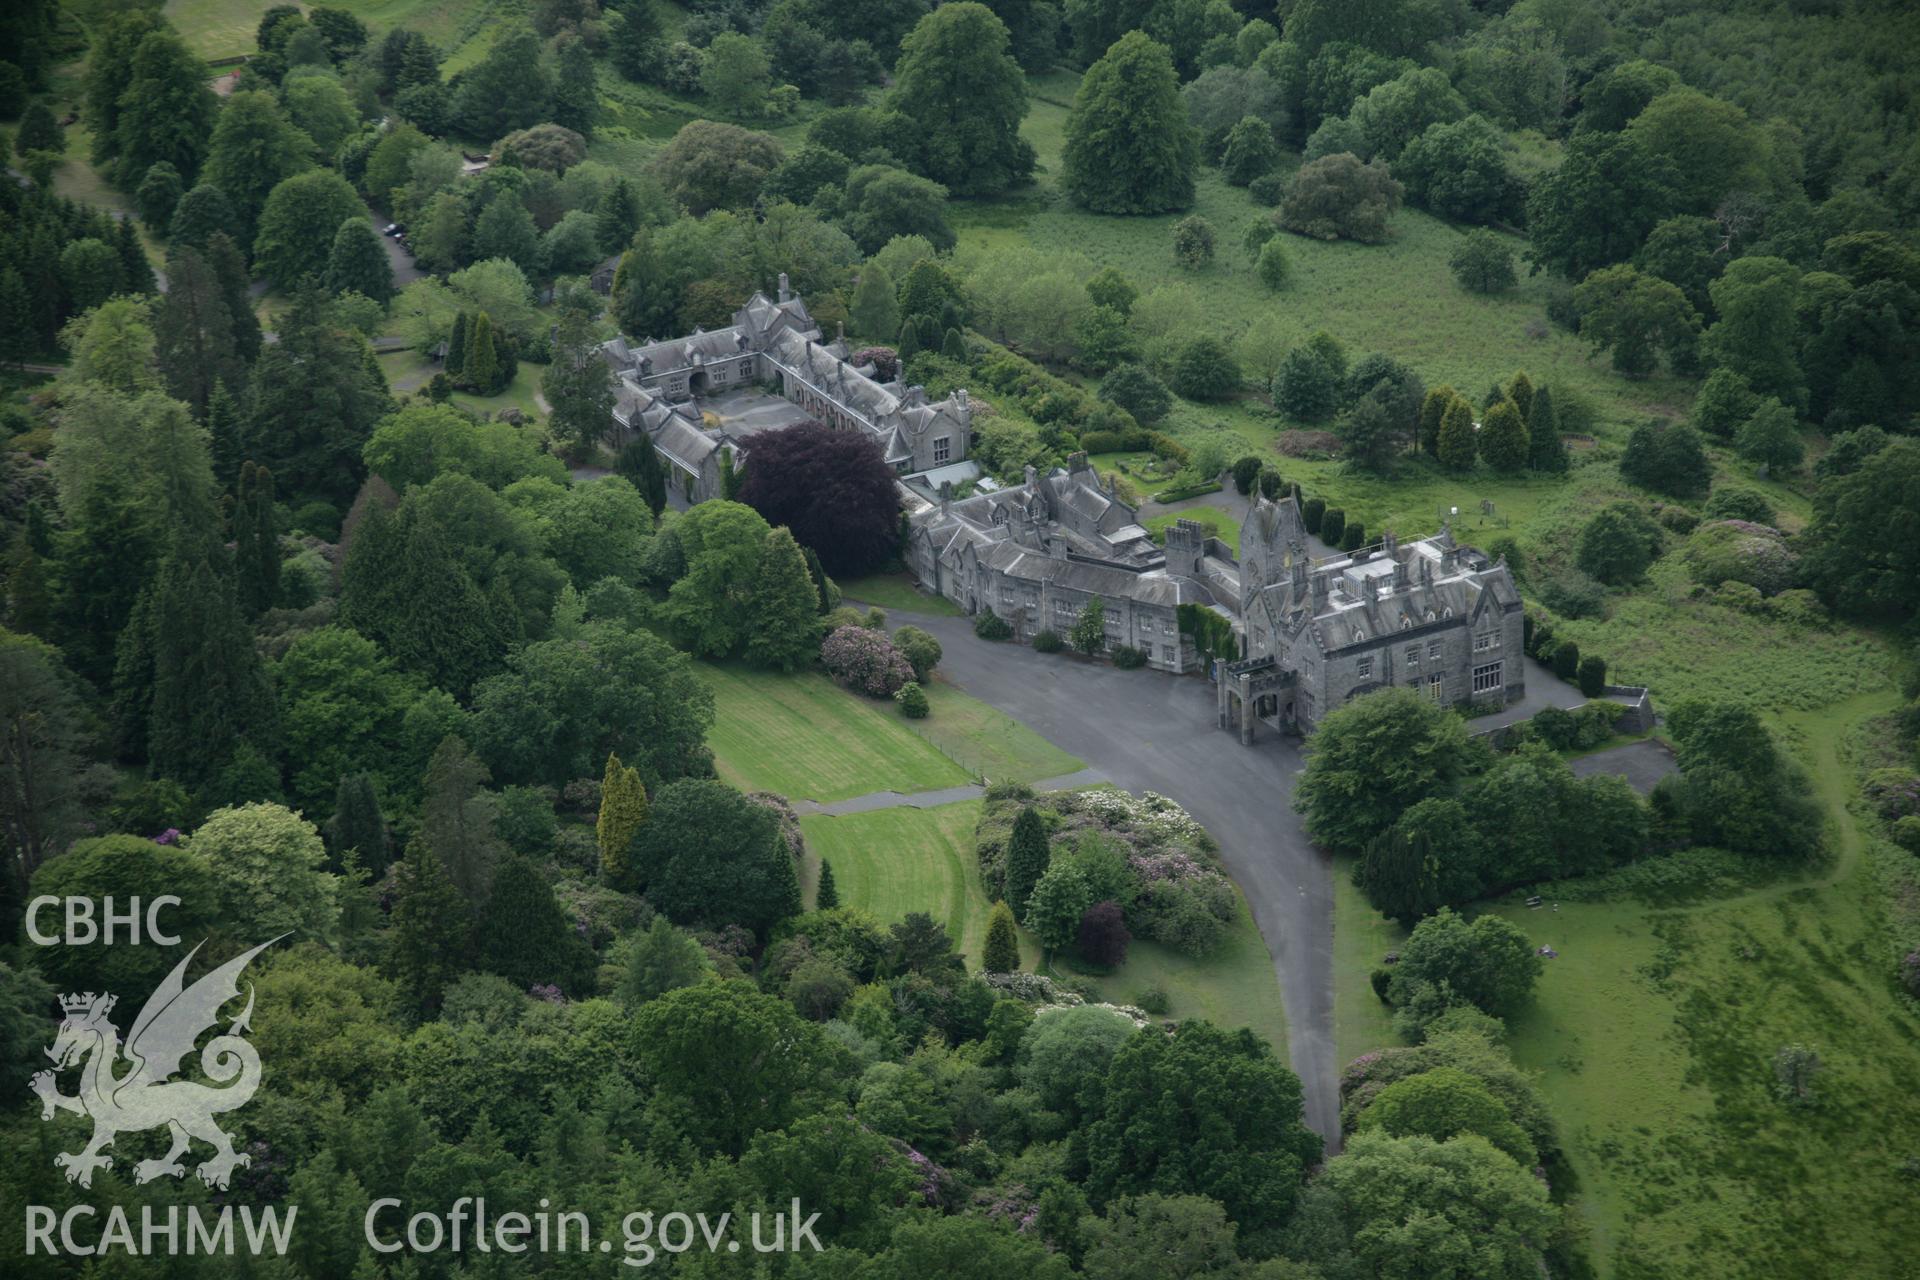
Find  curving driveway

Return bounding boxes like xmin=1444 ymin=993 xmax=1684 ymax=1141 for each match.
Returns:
xmin=878 ymin=604 xmax=1343 ymax=1149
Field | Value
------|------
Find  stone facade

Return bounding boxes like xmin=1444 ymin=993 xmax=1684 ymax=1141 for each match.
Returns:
xmin=601 ymin=276 xmax=973 ymax=502
xmin=903 ymin=476 xmax=1525 ymax=736
xmin=904 ymin=454 xmax=1236 ymax=673
xmin=1220 ymin=494 xmax=1525 ymax=739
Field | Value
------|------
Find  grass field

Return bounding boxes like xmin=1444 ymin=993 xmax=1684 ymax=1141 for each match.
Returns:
xmin=163 ymin=0 xmax=492 ymax=59
xmin=1331 ymin=856 xmax=1403 ymax=1069
xmin=699 ymin=665 xmax=971 ymax=803
xmin=1063 ymin=891 xmax=1290 ymax=1051
xmin=699 ymin=664 xmax=1081 ymax=803
xmin=797 ymin=800 xmax=1042 ymax=969
xmin=838 ymin=572 xmax=965 ymax=617
xmin=960 ymin=74 xmax=1694 ymax=452
xmin=1330 ymin=695 xmax=1920 ymax=1279
xmin=375 ymin=347 xmax=548 ymax=420
xmin=915 ymin=681 xmax=1083 ymax=784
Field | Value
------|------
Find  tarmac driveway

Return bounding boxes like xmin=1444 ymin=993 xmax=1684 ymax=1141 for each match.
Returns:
xmin=879 ymin=605 xmax=1343 ymax=1151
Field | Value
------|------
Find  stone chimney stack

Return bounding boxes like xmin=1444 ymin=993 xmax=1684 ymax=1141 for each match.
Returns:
xmin=1441 ymin=545 xmax=1459 ymax=575
xmin=777 ymin=272 xmax=791 ymax=303
xmin=1311 ymin=572 xmax=1329 ymax=606
xmin=938 ymin=479 xmax=952 ymax=512
xmin=1024 ymin=464 xmax=1038 ymax=490
xmin=1291 ymin=555 xmax=1307 ymax=594
xmin=1383 ymin=529 xmax=1398 ymax=558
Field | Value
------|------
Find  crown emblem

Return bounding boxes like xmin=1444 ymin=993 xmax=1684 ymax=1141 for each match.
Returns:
xmin=60 ymin=992 xmax=114 ymax=1016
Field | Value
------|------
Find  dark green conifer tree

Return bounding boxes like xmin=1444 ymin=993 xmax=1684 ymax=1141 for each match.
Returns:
xmin=478 ymin=853 xmax=586 ymax=992
xmin=815 ymin=858 xmax=839 ymax=910
xmin=385 ymin=846 xmax=471 ymax=1015
xmin=232 ymin=462 xmax=279 ymax=616
xmin=1004 ymin=805 xmax=1051 ymax=920
xmin=325 ymin=772 xmax=389 ymax=874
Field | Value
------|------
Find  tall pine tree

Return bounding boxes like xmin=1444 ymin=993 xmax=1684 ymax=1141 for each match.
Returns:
xmin=418 ymin=734 xmax=505 ymax=911
xmin=1437 ymin=394 xmax=1477 ymax=472
xmin=384 ymin=845 xmax=470 ymax=1015
xmin=232 ymin=461 xmax=279 ymax=616
xmin=815 ymin=858 xmax=839 ymax=910
xmin=464 ymin=311 xmax=500 ymax=393
xmin=325 ymin=772 xmax=389 ymax=874
xmin=478 ymin=853 xmax=586 ymax=992
xmin=146 ymin=538 xmax=279 ymax=791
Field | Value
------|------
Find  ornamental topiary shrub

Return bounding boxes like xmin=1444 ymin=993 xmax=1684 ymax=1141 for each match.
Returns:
xmin=1113 ymin=645 xmax=1147 ymax=669
xmin=1033 ymin=629 xmax=1064 ymax=653
xmin=1578 ymin=654 xmax=1608 ymax=698
xmin=1341 ymin=521 xmax=1366 ymax=552
xmin=1551 ymin=638 xmax=1581 ymax=681
xmin=1320 ymin=507 xmax=1346 ymax=544
xmin=894 ymin=681 xmax=930 ymax=718
xmin=1303 ymin=497 xmax=1326 ymax=532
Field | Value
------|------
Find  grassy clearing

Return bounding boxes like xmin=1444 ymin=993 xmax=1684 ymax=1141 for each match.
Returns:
xmin=1331 ymin=856 xmax=1404 ymax=1069
xmin=838 ymin=572 xmax=965 ymax=617
xmin=799 ymin=800 xmax=1040 ymax=968
xmin=164 ymin=0 xmax=487 ymax=59
xmin=1142 ymin=502 xmax=1242 ymax=553
xmin=1063 ymin=890 xmax=1290 ymax=1050
xmin=699 ymin=664 xmax=970 ymax=803
xmin=915 ymin=680 xmax=1083 ymax=784
xmin=375 ymin=347 xmax=548 ymax=420
xmin=959 ymin=73 xmax=1694 ymax=453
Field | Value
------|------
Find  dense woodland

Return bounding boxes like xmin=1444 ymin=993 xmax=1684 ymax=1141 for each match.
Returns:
xmin=2 ymin=0 xmax=1919 ymax=1275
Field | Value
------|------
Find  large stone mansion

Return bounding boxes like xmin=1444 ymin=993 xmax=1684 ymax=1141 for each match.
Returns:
xmin=901 ymin=457 xmax=1525 ymax=739
xmin=600 ymin=276 xmax=974 ymax=502
xmin=602 ymin=281 xmax=1523 ymax=740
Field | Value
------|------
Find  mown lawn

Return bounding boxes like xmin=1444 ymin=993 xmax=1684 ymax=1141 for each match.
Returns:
xmin=916 ymin=681 xmax=1083 ymax=784
xmin=838 ymin=572 xmax=965 ymax=617
xmin=1331 ymin=856 xmax=1403 ymax=1070
xmin=798 ymin=800 xmax=1041 ymax=968
xmin=699 ymin=664 xmax=971 ymax=803
xmin=1064 ymin=890 xmax=1290 ymax=1052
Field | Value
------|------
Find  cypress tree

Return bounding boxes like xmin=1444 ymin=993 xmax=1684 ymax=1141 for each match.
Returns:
xmin=446 ymin=310 xmax=470 ymax=382
xmin=1528 ymin=385 xmax=1568 ymax=473
xmin=478 ymin=853 xmax=582 ymax=992
xmin=896 ymin=316 xmax=923 ymax=360
xmin=232 ymin=461 xmax=280 ymax=615
xmin=1423 ymin=381 xmax=1457 ymax=453
xmin=1479 ymin=400 xmax=1530 ymax=473
xmin=0 ymin=269 xmax=33 ymax=364
xmin=109 ymin=584 xmax=158 ymax=762
xmin=205 ymin=380 xmax=242 ymax=487
xmin=616 ymin=436 xmax=668 ymax=518
xmin=1437 ymin=395 xmax=1478 ymax=472
xmin=115 ymin=217 xmax=157 ymax=294
xmin=942 ymin=327 xmax=967 ymax=361
xmin=326 ymin=772 xmax=388 ymax=874
xmin=1506 ymin=371 xmax=1535 ymax=423
xmin=146 ymin=539 xmax=278 ymax=791
xmin=983 ymin=900 xmax=1020 ymax=972
xmin=597 ymin=176 xmax=643 ymax=253
xmin=802 ymin=544 xmax=833 ymax=613
xmin=815 ymin=859 xmax=840 ymax=910
xmin=918 ymin=314 xmax=941 ymax=353
xmin=743 ymin=528 xmax=823 ymax=672
xmin=596 ymin=752 xmax=650 ymax=887
xmin=465 ymin=311 xmax=499 ymax=393
xmin=1004 ymin=805 xmax=1051 ymax=920
xmin=385 ymin=846 xmax=471 ymax=1015
xmin=204 ymin=232 xmax=261 ymax=361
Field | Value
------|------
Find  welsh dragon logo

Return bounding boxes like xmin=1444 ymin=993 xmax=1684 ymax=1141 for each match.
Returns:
xmin=32 ymin=937 xmax=283 ymax=1190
